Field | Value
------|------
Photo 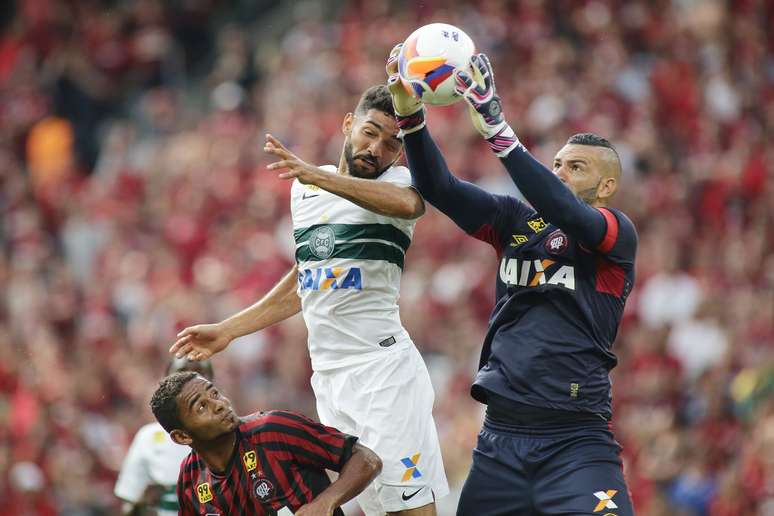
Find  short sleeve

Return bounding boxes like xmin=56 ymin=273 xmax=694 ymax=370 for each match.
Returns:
xmin=114 ymin=426 xmax=153 ymax=503
xmin=264 ymin=411 xmax=358 ymax=472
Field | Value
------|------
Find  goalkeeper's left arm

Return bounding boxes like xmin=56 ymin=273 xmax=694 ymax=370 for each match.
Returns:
xmin=453 ymin=54 xmax=609 ymax=247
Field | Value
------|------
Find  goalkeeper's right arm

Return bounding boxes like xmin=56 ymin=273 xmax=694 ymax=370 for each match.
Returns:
xmin=401 ymin=125 xmax=512 ymax=238
xmin=385 ymin=44 xmax=512 ymax=238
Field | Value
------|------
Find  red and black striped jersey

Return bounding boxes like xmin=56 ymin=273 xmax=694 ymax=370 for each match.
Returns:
xmin=177 ymin=410 xmax=357 ymax=515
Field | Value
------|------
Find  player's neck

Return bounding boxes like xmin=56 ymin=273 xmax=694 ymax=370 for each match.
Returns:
xmin=194 ymin=431 xmax=238 ymax=474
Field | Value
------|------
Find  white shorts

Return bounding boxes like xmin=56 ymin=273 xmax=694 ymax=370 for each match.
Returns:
xmin=311 ymin=345 xmax=449 ymax=515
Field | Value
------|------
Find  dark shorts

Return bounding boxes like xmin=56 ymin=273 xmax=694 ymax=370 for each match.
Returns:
xmin=456 ymin=419 xmax=635 ymax=516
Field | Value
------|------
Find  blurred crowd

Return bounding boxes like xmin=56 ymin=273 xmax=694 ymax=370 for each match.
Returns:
xmin=1 ymin=0 xmax=772 ymax=514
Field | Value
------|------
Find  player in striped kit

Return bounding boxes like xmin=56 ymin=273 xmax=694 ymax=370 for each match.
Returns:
xmin=150 ymin=371 xmax=381 ymax=515
xmin=171 ymin=85 xmax=448 ymax=515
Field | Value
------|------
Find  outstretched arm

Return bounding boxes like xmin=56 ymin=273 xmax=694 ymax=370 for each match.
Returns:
xmin=265 ymin=134 xmax=424 ymax=219
xmin=454 ymin=54 xmax=608 ymax=246
xmin=311 ymin=168 xmax=424 ymax=219
xmin=385 ymin=44 xmax=519 ymax=242
xmin=170 ymin=265 xmax=301 ymax=360
xmin=498 ymin=145 xmax=607 ymax=245
xmin=403 ymin=126 xmax=510 ymax=238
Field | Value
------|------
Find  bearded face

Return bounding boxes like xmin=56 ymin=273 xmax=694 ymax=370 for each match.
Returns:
xmin=343 ymin=109 xmax=403 ymax=179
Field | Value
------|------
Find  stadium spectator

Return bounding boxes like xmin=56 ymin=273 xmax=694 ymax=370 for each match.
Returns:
xmin=1 ymin=0 xmax=771 ymax=514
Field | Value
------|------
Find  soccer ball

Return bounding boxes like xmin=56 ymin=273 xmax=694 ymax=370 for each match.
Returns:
xmin=398 ymin=23 xmax=476 ymax=106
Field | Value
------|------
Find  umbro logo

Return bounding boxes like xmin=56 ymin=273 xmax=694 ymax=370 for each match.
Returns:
xmin=510 ymin=234 xmax=528 ymax=247
xmin=401 ymin=487 xmax=423 ymax=501
xmin=302 ymin=192 xmax=320 ymax=200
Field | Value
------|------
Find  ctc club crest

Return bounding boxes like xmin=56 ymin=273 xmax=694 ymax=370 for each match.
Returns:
xmin=253 ymin=477 xmax=275 ymax=501
xmin=309 ymin=226 xmax=336 ymax=259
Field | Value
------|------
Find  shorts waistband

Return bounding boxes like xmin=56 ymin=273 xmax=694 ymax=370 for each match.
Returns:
xmin=484 ymin=391 xmax=608 ymax=432
xmin=483 ymin=413 xmax=610 ymax=437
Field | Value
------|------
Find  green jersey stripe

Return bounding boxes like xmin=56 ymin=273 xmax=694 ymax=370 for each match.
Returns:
xmin=295 ymin=237 xmax=405 ymax=253
xmin=158 ymin=486 xmax=179 ymax=511
xmin=294 ymin=223 xmax=411 ymax=253
xmin=157 ymin=500 xmax=180 ymax=511
xmin=296 ymin=242 xmax=405 ymax=269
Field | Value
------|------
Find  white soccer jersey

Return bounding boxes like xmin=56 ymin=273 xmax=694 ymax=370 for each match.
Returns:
xmin=114 ymin=422 xmax=190 ymax=516
xmin=291 ymin=165 xmax=417 ymax=371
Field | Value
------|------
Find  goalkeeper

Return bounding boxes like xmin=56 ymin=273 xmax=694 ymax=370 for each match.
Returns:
xmin=387 ymin=47 xmax=637 ymax=516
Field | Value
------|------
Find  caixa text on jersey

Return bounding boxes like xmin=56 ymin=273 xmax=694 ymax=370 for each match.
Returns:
xmin=499 ymin=258 xmax=575 ymax=290
xmin=298 ymin=267 xmax=363 ymax=291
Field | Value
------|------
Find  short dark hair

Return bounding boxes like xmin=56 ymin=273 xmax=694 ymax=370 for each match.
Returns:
xmin=150 ymin=371 xmax=199 ymax=433
xmin=567 ymin=132 xmax=622 ymax=179
xmin=567 ymin=132 xmax=618 ymax=156
xmin=355 ymin=85 xmax=395 ymax=117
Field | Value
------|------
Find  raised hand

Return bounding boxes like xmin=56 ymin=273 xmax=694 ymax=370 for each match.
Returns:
xmin=170 ymin=323 xmax=232 ymax=361
xmin=454 ymin=54 xmax=521 ymax=157
xmin=265 ymin=134 xmax=328 ymax=184
xmin=385 ymin=43 xmax=426 ymax=135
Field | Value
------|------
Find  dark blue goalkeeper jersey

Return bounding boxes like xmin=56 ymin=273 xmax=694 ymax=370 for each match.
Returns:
xmin=404 ymin=128 xmax=637 ymax=419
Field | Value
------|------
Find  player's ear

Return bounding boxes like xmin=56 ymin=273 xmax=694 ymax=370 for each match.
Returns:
xmin=598 ymin=176 xmax=617 ymax=201
xmin=342 ymin=112 xmax=354 ymax=136
xmin=170 ymin=429 xmax=193 ymax=446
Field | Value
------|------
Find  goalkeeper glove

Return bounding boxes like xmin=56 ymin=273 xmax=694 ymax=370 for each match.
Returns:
xmin=385 ymin=43 xmax=426 ymax=136
xmin=454 ymin=54 xmax=521 ymax=157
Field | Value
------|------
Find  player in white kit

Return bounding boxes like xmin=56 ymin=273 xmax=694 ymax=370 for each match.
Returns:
xmin=114 ymin=358 xmax=213 ymax=515
xmin=171 ymin=85 xmax=448 ymax=516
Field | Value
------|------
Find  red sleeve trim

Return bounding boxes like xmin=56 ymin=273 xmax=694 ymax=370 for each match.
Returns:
xmin=471 ymin=223 xmax=503 ymax=259
xmin=596 ymin=208 xmax=619 ymax=254
xmin=595 ymin=256 xmax=626 ymax=296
